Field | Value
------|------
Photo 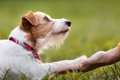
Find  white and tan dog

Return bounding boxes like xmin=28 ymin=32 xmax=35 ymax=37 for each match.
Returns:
xmin=0 ymin=11 xmax=87 ymax=80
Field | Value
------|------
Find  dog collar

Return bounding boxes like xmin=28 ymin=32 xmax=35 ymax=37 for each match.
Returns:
xmin=9 ymin=37 xmax=40 ymax=60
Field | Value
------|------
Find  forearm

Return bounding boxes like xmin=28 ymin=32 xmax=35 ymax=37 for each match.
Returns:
xmin=80 ymin=47 xmax=120 ymax=72
xmin=30 ymin=59 xmax=80 ymax=79
xmin=46 ymin=60 xmax=76 ymax=73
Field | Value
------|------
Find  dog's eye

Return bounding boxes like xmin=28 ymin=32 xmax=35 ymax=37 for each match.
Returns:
xmin=44 ymin=16 xmax=50 ymax=22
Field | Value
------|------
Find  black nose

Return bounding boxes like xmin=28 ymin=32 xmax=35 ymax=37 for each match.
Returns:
xmin=65 ymin=21 xmax=71 ymax=27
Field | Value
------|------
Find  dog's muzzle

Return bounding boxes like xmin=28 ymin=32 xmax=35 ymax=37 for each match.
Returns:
xmin=65 ymin=21 xmax=71 ymax=27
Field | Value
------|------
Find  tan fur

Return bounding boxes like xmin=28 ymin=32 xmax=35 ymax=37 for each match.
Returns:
xmin=20 ymin=12 xmax=54 ymax=49
xmin=19 ymin=11 xmax=70 ymax=51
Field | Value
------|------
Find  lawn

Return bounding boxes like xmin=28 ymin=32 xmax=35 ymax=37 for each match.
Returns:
xmin=0 ymin=0 xmax=120 ymax=80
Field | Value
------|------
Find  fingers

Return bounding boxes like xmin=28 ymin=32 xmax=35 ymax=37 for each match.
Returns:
xmin=78 ymin=60 xmax=89 ymax=72
xmin=78 ymin=59 xmax=98 ymax=72
xmin=74 ymin=55 xmax=87 ymax=62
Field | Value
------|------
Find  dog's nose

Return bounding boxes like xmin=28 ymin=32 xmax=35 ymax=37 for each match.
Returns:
xmin=65 ymin=21 xmax=71 ymax=27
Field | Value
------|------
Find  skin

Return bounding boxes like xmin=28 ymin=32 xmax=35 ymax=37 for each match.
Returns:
xmin=56 ymin=47 xmax=120 ymax=73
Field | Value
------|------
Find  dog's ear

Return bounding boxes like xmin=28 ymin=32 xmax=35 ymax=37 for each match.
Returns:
xmin=21 ymin=12 xmax=38 ymax=31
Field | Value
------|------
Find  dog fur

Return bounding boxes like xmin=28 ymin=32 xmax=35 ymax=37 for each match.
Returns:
xmin=0 ymin=11 xmax=86 ymax=80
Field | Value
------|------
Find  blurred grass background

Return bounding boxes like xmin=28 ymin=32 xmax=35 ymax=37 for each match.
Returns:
xmin=0 ymin=0 xmax=120 ymax=80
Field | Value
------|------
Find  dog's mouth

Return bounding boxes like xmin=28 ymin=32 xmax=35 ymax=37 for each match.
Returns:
xmin=53 ymin=29 xmax=69 ymax=34
xmin=59 ymin=29 xmax=69 ymax=33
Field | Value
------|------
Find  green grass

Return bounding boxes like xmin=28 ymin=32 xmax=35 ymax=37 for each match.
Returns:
xmin=0 ymin=0 xmax=120 ymax=80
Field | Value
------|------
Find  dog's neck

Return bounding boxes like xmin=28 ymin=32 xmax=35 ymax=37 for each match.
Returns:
xmin=9 ymin=27 xmax=39 ymax=51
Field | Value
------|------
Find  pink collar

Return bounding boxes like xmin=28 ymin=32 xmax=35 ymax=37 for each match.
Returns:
xmin=9 ymin=37 xmax=40 ymax=60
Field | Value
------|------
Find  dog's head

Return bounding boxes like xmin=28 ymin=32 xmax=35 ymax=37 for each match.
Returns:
xmin=20 ymin=11 xmax=71 ymax=50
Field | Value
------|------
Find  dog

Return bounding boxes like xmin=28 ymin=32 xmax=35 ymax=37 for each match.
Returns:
xmin=0 ymin=11 xmax=87 ymax=80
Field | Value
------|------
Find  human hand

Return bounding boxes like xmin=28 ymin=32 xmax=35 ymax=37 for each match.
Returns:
xmin=78 ymin=51 xmax=106 ymax=72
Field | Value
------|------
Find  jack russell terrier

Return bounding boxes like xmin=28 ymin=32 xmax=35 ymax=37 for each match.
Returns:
xmin=0 ymin=11 xmax=87 ymax=80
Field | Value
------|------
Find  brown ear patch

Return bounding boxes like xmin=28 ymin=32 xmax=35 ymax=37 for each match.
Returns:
xmin=21 ymin=12 xmax=38 ymax=32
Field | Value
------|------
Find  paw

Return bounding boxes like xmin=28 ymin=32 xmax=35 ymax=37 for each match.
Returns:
xmin=73 ymin=55 xmax=87 ymax=64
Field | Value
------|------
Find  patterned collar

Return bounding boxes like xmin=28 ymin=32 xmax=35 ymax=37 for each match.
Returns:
xmin=9 ymin=37 xmax=40 ymax=60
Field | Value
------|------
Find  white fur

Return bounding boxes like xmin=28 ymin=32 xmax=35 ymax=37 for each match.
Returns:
xmin=0 ymin=12 xmax=86 ymax=80
xmin=52 ymin=18 xmax=69 ymax=33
